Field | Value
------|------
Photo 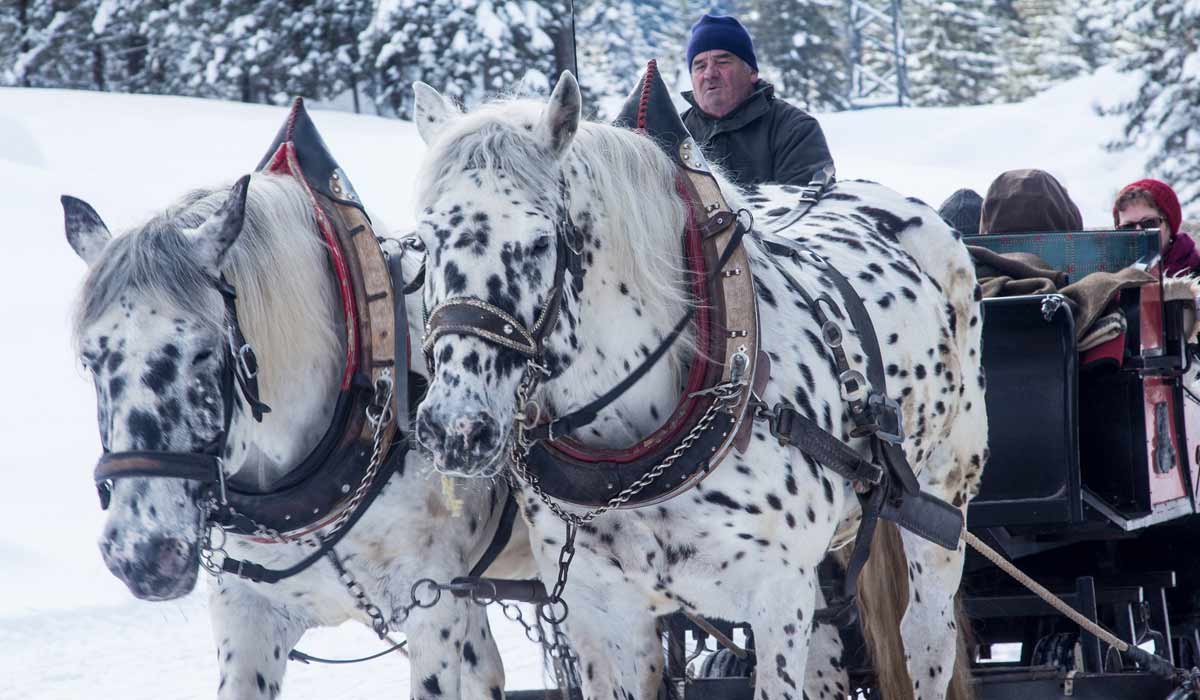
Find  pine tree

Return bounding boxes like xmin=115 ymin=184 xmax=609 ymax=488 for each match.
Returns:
xmin=1066 ymin=1 xmax=1126 ymax=72
xmin=1107 ymin=0 xmax=1200 ymax=207
xmin=0 ymin=2 xmax=23 ymax=86
xmin=1003 ymin=0 xmax=1088 ymax=99
xmin=577 ymin=1 xmax=685 ymax=113
xmin=743 ymin=0 xmax=847 ymax=111
xmin=10 ymin=0 xmax=103 ymax=90
xmin=905 ymin=0 xmax=1006 ymax=106
xmin=362 ymin=0 xmax=571 ymax=118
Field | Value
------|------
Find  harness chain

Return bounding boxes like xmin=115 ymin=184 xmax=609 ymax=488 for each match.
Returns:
xmin=199 ymin=372 xmax=395 ymax=578
xmin=508 ymin=362 xmax=746 ymax=528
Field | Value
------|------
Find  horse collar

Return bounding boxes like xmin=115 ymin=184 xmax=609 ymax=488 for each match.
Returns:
xmin=94 ymin=99 xmax=405 ymax=568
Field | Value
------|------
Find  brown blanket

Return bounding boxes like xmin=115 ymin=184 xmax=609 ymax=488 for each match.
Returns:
xmin=968 ymin=245 xmax=1155 ymax=342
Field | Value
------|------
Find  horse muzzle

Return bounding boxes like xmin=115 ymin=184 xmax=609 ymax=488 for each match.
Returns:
xmin=415 ymin=403 xmax=506 ymax=477
xmin=100 ymin=532 xmax=200 ymax=601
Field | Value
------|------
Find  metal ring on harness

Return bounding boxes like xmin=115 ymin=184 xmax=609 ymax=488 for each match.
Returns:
xmin=839 ymin=369 xmax=868 ymax=403
xmin=538 ymin=598 xmax=570 ymax=626
xmin=410 ymin=578 xmax=443 ymax=608
xmin=820 ymin=320 xmax=843 ymax=349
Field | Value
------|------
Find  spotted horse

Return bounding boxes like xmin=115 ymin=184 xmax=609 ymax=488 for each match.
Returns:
xmin=409 ymin=65 xmax=988 ymax=700
xmin=62 ymin=101 xmax=530 ymax=699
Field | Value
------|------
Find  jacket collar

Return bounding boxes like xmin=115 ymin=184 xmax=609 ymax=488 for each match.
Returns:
xmin=682 ymin=80 xmax=775 ymax=133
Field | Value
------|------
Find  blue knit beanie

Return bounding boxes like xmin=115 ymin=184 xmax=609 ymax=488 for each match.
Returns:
xmin=686 ymin=14 xmax=758 ymax=72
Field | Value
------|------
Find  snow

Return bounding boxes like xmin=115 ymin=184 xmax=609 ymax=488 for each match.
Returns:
xmin=0 ymin=66 xmax=1170 ymax=697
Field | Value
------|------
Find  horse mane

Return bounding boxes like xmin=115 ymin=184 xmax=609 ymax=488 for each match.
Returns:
xmin=416 ymin=99 xmax=695 ymax=336
xmin=72 ymin=173 xmax=342 ymax=404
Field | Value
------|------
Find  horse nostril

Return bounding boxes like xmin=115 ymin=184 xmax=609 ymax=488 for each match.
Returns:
xmin=465 ymin=418 xmax=495 ymax=449
xmin=459 ymin=413 xmax=499 ymax=453
xmin=137 ymin=535 xmax=189 ymax=577
xmin=417 ymin=410 xmax=448 ymax=446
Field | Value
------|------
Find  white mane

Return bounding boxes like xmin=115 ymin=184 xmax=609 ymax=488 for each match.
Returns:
xmin=416 ymin=99 xmax=697 ymax=337
xmin=74 ymin=173 xmax=343 ymax=409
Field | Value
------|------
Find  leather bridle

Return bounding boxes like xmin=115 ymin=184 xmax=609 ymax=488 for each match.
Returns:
xmin=93 ymin=275 xmax=269 ymax=511
xmin=422 ymin=175 xmax=583 ymax=374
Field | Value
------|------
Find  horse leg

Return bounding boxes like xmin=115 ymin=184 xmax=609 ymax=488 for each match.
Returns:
xmin=453 ymin=601 xmax=506 ymax=700
xmin=564 ymin=599 xmax=663 ymax=700
xmin=210 ymin=581 xmax=306 ymax=700
xmin=748 ymin=575 xmax=819 ymax=700
xmin=896 ymin=528 xmax=967 ymax=700
xmin=805 ymin=584 xmax=849 ymax=700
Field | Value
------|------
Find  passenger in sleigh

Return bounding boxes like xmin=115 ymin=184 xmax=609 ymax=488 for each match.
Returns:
xmin=680 ymin=13 xmax=835 ymax=187
xmin=969 ymin=169 xmax=1158 ymax=365
xmin=1113 ymin=178 xmax=1200 ymax=276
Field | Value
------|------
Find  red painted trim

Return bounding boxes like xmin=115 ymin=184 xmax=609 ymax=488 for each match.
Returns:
xmin=264 ymin=141 xmax=359 ymax=389
xmin=549 ymin=176 xmax=714 ymax=463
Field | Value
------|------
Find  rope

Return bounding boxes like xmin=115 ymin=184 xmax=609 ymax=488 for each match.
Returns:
xmin=962 ymin=529 xmax=1182 ymax=680
xmin=962 ymin=530 xmax=1129 ymax=653
xmin=683 ymin=611 xmax=748 ymax=660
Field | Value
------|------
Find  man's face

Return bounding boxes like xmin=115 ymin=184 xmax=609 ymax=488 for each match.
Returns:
xmin=1117 ymin=200 xmax=1171 ymax=247
xmin=690 ymin=49 xmax=758 ymax=118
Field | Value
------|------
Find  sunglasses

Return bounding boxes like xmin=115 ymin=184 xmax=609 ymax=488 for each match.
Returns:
xmin=1117 ymin=216 xmax=1164 ymax=231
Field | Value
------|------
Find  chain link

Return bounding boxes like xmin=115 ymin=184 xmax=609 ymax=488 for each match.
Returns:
xmin=509 ymin=361 xmax=745 ymax=528
xmin=198 ymin=372 xmax=395 ymax=575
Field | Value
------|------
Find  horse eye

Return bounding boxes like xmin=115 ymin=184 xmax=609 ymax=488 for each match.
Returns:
xmin=192 ymin=350 xmax=214 ymax=366
xmin=533 ymin=236 xmax=553 ymax=253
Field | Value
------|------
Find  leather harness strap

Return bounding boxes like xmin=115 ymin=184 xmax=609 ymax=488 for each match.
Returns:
xmin=750 ymin=169 xmax=964 ymax=624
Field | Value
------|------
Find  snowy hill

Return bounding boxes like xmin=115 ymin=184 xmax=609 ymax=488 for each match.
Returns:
xmin=0 ymin=67 xmax=1161 ymax=698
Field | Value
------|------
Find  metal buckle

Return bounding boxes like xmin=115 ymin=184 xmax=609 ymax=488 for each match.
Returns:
xmin=771 ymin=403 xmax=795 ymax=447
xmin=868 ymin=394 xmax=904 ymax=444
xmin=797 ymin=185 xmax=821 ymax=203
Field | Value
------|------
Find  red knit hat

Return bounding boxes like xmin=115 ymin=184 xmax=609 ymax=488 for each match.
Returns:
xmin=1113 ymin=178 xmax=1182 ymax=236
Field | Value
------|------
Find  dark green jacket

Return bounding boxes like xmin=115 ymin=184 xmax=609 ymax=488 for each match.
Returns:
xmin=681 ymin=80 xmax=834 ymax=187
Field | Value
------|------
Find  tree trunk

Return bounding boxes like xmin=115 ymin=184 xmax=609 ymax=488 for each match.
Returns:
xmin=93 ymin=44 xmax=106 ymax=91
xmin=18 ymin=0 xmax=31 ymax=87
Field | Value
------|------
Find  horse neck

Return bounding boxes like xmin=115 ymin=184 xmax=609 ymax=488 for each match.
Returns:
xmin=222 ymin=190 xmax=345 ymax=490
xmin=547 ymin=148 xmax=692 ymax=444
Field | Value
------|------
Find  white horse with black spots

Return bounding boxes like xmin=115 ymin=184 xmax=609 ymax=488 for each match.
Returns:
xmin=409 ymin=73 xmax=988 ymax=700
xmin=63 ymin=173 xmax=525 ymax=699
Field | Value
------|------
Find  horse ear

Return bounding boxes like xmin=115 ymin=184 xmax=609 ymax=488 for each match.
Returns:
xmin=412 ymin=82 xmax=456 ymax=144
xmin=185 ymin=174 xmax=251 ymax=273
xmin=539 ymin=71 xmax=581 ymax=159
xmin=62 ymin=195 xmax=112 ymax=266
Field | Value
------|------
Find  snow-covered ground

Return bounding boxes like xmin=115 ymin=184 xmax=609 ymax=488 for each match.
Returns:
xmin=0 ymin=65 xmax=1166 ymax=698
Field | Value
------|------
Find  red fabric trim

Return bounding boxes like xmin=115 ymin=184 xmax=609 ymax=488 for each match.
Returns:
xmin=1081 ymin=332 xmax=1125 ymax=370
xmin=636 ymin=60 xmax=657 ymax=132
xmin=549 ymin=176 xmax=714 ymax=463
xmin=264 ymin=141 xmax=359 ymax=389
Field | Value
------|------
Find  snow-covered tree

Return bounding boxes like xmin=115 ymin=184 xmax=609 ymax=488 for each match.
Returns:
xmin=362 ymin=0 xmax=567 ymax=118
xmin=905 ymin=0 xmax=1006 ymax=106
xmin=1106 ymin=0 xmax=1200 ymax=207
xmin=0 ymin=3 xmax=25 ymax=86
xmin=9 ymin=0 xmax=103 ymax=90
xmin=1002 ymin=0 xmax=1088 ymax=99
xmin=743 ymin=0 xmax=847 ymax=111
xmin=169 ymin=0 xmax=371 ymax=105
xmin=575 ymin=1 xmax=688 ymax=114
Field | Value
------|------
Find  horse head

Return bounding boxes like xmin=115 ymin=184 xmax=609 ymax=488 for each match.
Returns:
xmin=409 ymin=74 xmax=584 ymax=477
xmin=65 ymin=174 xmax=343 ymax=600
xmin=411 ymin=73 xmax=693 ymax=477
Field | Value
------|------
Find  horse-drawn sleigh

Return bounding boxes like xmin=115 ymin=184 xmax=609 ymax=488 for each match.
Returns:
xmin=61 ymin=62 xmax=1200 ymax=700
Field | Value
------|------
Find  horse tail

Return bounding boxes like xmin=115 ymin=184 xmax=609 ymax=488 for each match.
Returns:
xmin=855 ymin=520 xmax=974 ymax=700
